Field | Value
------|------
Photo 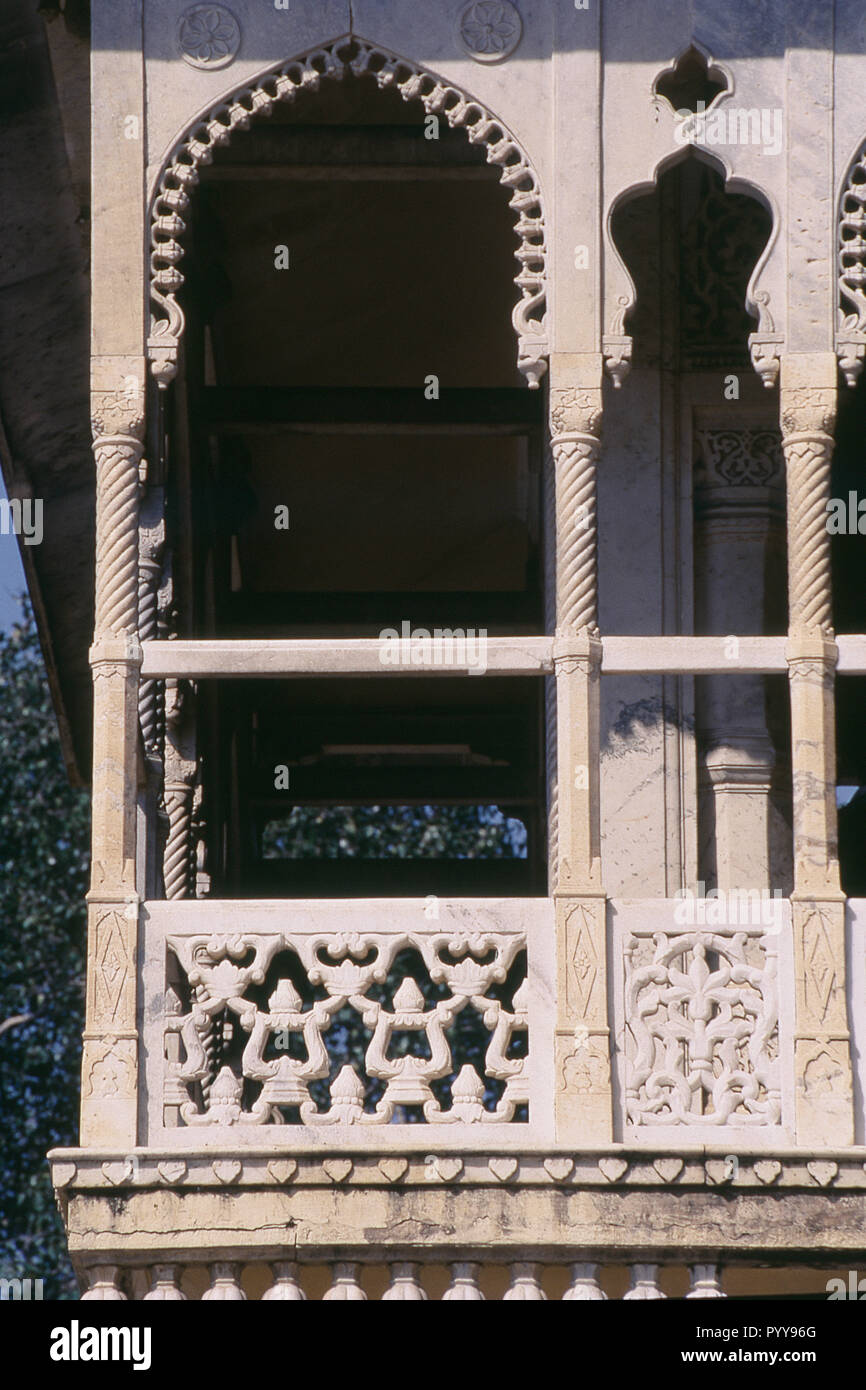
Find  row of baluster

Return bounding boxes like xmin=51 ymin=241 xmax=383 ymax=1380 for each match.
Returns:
xmin=80 ymin=1261 xmax=726 ymax=1300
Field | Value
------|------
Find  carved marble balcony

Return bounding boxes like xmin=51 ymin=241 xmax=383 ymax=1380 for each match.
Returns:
xmin=48 ymin=894 xmax=866 ymax=1292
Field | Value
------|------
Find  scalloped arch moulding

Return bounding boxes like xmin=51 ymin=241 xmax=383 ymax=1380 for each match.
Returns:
xmin=148 ymin=36 xmax=549 ymax=391
xmin=837 ymin=134 xmax=866 ymax=386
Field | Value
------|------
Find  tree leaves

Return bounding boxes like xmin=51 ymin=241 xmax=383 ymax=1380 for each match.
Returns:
xmin=0 ymin=598 xmax=89 ymax=1299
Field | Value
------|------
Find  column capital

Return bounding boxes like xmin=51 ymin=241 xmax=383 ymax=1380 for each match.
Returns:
xmin=89 ymin=636 xmax=143 ymax=667
xmin=785 ymin=635 xmax=838 ymax=667
xmin=552 ymin=632 xmax=603 ymax=671
xmin=779 ymin=353 xmax=838 ymax=438
xmin=91 ymin=357 xmax=147 ymax=444
xmin=549 ymin=354 xmax=604 ymax=437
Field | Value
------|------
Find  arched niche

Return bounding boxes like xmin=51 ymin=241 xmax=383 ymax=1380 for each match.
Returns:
xmin=609 ymin=150 xmax=773 ymax=376
xmin=604 ymin=146 xmax=782 ymax=390
xmin=148 ymin=36 xmax=548 ymax=391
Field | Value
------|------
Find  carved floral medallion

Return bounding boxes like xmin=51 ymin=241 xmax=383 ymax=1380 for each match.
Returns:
xmin=458 ymin=1 xmax=523 ymax=63
xmin=177 ymin=5 xmax=241 ymax=70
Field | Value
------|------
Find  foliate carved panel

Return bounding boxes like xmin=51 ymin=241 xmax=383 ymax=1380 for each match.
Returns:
xmin=796 ymin=905 xmax=847 ymax=1035
xmin=694 ymin=429 xmax=783 ymax=488
xmin=550 ymin=387 xmax=602 ymax=439
xmin=161 ymin=929 xmax=529 ymax=1127
xmin=83 ymin=1036 xmax=137 ymax=1100
xmin=563 ymin=903 xmax=604 ymax=1027
xmin=91 ymin=387 xmax=145 ymax=445
xmin=677 ymin=176 xmax=773 ymax=370
xmin=150 ymin=39 xmax=547 ymax=389
xmin=88 ymin=907 xmax=137 ymax=1030
xmin=780 ymin=387 xmax=837 ymax=439
xmin=623 ymin=926 xmax=781 ymax=1128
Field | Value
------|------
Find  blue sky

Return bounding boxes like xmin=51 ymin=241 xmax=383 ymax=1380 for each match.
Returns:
xmin=0 ymin=473 xmax=29 ymax=631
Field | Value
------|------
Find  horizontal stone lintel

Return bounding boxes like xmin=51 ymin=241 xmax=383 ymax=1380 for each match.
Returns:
xmin=59 ymin=1183 xmax=866 ymax=1264
xmin=138 ymin=635 xmax=866 ymax=677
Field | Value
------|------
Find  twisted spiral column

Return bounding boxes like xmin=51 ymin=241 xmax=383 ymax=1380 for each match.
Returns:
xmin=162 ymin=676 xmax=198 ymax=902
xmin=163 ymin=780 xmax=194 ymax=900
xmin=138 ymin=517 xmax=165 ymax=758
xmin=554 ymin=433 xmax=601 ymax=636
xmin=784 ymin=434 xmax=834 ymax=635
xmin=94 ymin=436 xmax=141 ymax=637
xmin=780 ymin=381 xmax=836 ymax=637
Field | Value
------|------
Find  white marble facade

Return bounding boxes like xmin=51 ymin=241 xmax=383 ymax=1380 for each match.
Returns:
xmin=54 ymin=0 xmax=866 ymax=1295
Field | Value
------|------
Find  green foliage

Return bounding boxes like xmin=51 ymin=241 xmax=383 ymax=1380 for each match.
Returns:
xmin=262 ymin=803 xmax=528 ymax=860
xmin=0 ymin=597 xmax=89 ymax=1300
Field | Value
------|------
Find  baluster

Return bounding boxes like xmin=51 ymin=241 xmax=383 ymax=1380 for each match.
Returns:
xmin=81 ymin=1265 xmax=126 ymax=1300
xmin=623 ymin=1264 xmax=666 ymax=1299
xmin=563 ymin=1263 xmax=607 ymax=1300
xmin=202 ymin=1262 xmax=246 ymax=1300
xmin=262 ymin=1262 xmax=307 ymax=1300
xmin=687 ymin=1264 xmax=726 ymax=1298
xmin=382 ymin=1262 xmax=427 ymax=1300
xmin=442 ymin=1263 xmax=485 ymax=1300
xmin=323 ymin=1262 xmax=367 ymax=1300
xmin=143 ymin=1264 xmax=186 ymax=1300
xmin=503 ymin=1262 xmax=547 ymax=1300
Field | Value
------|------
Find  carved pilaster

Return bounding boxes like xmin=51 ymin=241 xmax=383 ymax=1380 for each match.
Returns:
xmin=81 ymin=901 xmax=139 ymax=1146
xmin=549 ymin=360 xmax=610 ymax=1144
xmin=780 ymin=356 xmax=853 ymax=1145
xmin=554 ymin=895 xmax=610 ymax=1141
xmin=791 ymin=896 xmax=853 ymax=1147
xmin=89 ymin=375 xmax=145 ymax=888
xmin=85 ymin=369 xmax=146 ymax=1148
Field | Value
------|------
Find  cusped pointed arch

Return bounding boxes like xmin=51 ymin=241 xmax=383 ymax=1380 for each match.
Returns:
xmin=148 ymin=36 xmax=548 ymax=390
xmin=604 ymin=146 xmax=781 ymax=388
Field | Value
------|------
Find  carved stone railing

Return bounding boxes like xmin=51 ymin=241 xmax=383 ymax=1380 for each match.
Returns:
xmin=141 ymin=899 xmax=553 ymax=1147
xmin=136 ymin=895 xmax=866 ymax=1148
xmin=610 ymin=898 xmax=793 ymax=1144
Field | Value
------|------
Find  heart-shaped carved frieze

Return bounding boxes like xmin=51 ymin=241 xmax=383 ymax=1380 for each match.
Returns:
xmin=323 ymin=1158 xmax=353 ymax=1184
xmin=378 ymin=1158 xmax=409 ymax=1184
